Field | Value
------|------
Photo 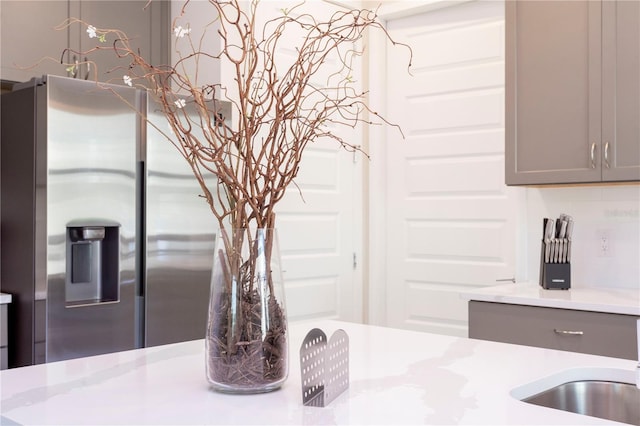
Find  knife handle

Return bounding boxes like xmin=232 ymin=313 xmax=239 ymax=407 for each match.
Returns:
xmin=566 ymin=220 xmax=574 ymax=239
xmin=544 ymin=241 xmax=550 ymax=263
xmin=559 ymin=239 xmax=564 ymax=263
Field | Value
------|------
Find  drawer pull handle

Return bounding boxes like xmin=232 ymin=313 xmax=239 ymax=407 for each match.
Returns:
xmin=554 ymin=329 xmax=584 ymax=336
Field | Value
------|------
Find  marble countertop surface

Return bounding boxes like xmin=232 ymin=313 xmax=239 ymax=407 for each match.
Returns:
xmin=1 ymin=319 xmax=636 ymax=425
xmin=0 ymin=293 xmax=11 ymax=304
xmin=461 ymin=283 xmax=640 ymax=316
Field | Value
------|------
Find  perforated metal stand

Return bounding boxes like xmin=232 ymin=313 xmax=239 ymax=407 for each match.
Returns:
xmin=300 ymin=328 xmax=349 ymax=407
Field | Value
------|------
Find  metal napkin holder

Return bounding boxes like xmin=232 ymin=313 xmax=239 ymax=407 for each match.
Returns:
xmin=299 ymin=328 xmax=349 ymax=407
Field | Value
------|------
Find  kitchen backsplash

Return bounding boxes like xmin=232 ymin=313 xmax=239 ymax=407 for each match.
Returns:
xmin=524 ymin=185 xmax=640 ymax=289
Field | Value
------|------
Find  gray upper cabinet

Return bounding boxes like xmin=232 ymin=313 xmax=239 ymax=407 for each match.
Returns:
xmin=0 ymin=1 xmax=70 ymax=83
xmin=601 ymin=0 xmax=640 ymax=182
xmin=506 ymin=0 xmax=640 ymax=185
xmin=1 ymin=1 xmax=168 ymax=85
xmin=68 ymin=1 xmax=169 ymax=85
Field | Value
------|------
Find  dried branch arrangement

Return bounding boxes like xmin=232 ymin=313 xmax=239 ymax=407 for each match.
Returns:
xmin=58 ymin=0 xmax=411 ymax=391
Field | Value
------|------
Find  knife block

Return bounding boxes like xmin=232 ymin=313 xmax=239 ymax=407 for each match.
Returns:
xmin=540 ymin=263 xmax=571 ymax=290
xmin=539 ymin=243 xmax=571 ymax=290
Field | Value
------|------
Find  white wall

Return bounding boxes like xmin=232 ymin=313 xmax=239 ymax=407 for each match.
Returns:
xmin=522 ymin=185 xmax=640 ymax=289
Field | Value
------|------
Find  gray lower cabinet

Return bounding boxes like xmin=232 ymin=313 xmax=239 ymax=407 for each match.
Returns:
xmin=1 ymin=1 xmax=168 ymax=84
xmin=505 ymin=0 xmax=640 ymax=185
xmin=469 ymin=301 xmax=639 ymax=360
xmin=1 ymin=304 xmax=7 ymax=370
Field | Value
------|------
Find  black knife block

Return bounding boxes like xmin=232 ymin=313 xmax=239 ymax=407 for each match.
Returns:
xmin=539 ymin=243 xmax=571 ymax=290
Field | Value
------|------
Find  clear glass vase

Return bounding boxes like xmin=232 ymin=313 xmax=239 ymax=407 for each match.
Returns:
xmin=205 ymin=228 xmax=288 ymax=393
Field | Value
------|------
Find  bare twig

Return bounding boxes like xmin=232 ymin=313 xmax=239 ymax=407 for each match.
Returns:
xmin=57 ymin=1 xmax=411 ymax=239
xmin=58 ymin=0 xmax=412 ymax=388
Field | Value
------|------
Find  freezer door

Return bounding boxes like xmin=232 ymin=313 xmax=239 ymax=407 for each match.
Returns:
xmin=143 ymin=96 xmax=228 ymax=346
xmin=45 ymin=76 xmax=138 ymax=361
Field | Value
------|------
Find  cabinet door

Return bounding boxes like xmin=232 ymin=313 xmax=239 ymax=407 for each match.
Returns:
xmin=0 ymin=1 xmax=69 ymax=82
xmin=0 ymin=305 xmax=6 ymax=369
xmin=506 ymin=1 xmax=603 ymax=185
xmin=69 ymin=0 xmax=168 ymax=85
xmin=602 ymin=1 xmax=640 ymax=182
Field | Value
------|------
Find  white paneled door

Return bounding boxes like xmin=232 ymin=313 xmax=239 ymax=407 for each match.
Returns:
xmin=277 ymin=140 xmax=361 ymax=323
xmin=381 ymin=1 xmax=518 ymax=336
xmin=217 ymin=1 xmax=363 ymax=323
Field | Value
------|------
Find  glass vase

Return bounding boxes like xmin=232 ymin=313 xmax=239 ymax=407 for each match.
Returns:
xmin=205 ymin=227 xmax=288 ymax=393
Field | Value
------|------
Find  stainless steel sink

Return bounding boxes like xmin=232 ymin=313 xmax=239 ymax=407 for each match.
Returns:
xmin=523 ymin=380 xmax=640 ymax=425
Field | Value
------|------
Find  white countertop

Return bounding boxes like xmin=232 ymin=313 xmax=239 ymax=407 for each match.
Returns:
xmin=0 ymin=320 xmax=636 ymax=425
xmin=461 ymin=283 xmax=640 ymax=316
xmin=0 ymin=293 xmax=11 ymax=304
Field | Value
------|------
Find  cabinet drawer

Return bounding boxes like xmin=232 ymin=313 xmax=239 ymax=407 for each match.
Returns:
xmin=469 ymin=301 xmax=638 ymax=360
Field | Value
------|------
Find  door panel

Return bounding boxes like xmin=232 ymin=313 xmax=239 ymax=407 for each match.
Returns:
xmin=45 ymin=76 xmax=138 ymax=361
xmin=505 ymin=0 xmax=602 ymax=184
xmin=71 ymin=0 xmax=167 ymax=85
xmin=276 ymin=140 xmax=359 ymax=322
xmin=384 ymin=1 xmax=517 ymax=337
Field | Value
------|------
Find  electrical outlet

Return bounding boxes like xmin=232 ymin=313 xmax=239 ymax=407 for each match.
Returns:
xmin=596 ymin=229 xmax=614 ymax=257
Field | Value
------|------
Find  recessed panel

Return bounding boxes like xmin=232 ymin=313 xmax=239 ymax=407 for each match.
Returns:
xmin=285 ymin=277 xmax=338 ymax=320
xmin=404 ymin=129 xmax=504 ymax=162
xmin=406 ymin=90 xmax=503 ymax=134
xmin=404 ymin=259 xmax=508 ymax=286
xmin=406 ymin=220 xmax=506 ymax=261
xmin=278 ymin=214 xmax=338 ymax=255
xmin=406 ymin=155 xmax=504 ymax=196
xmin=404 ymin=22 xmax=503 ymax=71
xmin=294 ymin=149 xmax=339 ymax=191
xmin=406 ymin=283 xmax=469 ymax=323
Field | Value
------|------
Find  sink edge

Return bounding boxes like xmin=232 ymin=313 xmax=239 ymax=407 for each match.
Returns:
xmin=510 ymin=367 xmax=635 ymax=401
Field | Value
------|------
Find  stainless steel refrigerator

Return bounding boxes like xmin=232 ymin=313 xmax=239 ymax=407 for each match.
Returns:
xmin=1 ymin=75 xmax=223 ymax=367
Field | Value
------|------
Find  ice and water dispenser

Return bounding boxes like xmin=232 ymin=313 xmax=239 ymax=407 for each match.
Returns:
xmin=65 ymin=221 xmax=120 ymax=306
